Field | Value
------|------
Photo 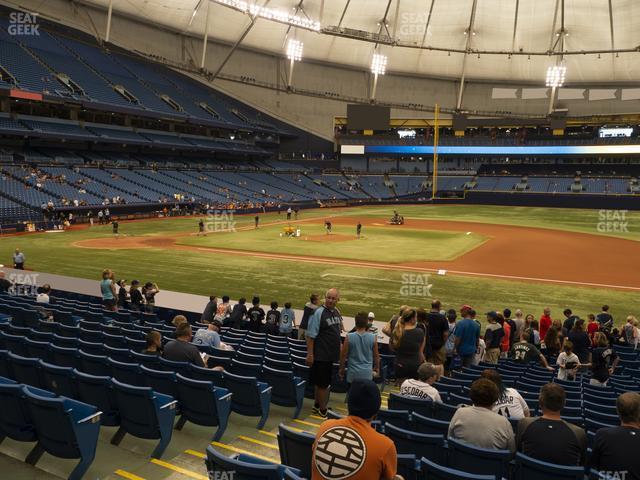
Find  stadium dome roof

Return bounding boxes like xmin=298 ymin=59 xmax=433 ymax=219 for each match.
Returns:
xmin=84 ymin=0 xmax=640 ymax=83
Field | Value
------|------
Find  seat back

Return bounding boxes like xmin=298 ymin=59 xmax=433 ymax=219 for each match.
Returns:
xmin=388 ymin=392 xmax=434 ymax=418
xmin=175 ymin=374 xmax=222 ymax=427
xmin=79 ymin=350 xmax=110 ymax=376
xmin=223 ymin=371 xmax=263 ymax=416
xmin=111 ymin=379 xmax=163 ymax=439
xmin=384 ymin=423 xmax=446 ymax=464
xmin=7 ymin=351 xmax=42 ymax=387
xmin=140 ymin=365 xmax=179 ymax=398
xmin=377 ymin=409 xmax=412 ymax=430
xmin=229 ymin=359 xmax=262 ymax=377
xmin=39 ymin=360 xmax=78 ymax=398
xmin=514 ymin=452 xmax=584 ymax=480
xmin=447 ymin=437 xmax=511 ymax=478
xmin=260 ymin=366 xmax=297 ymax=407
xmin=186 ymin=363 xmax=225 ymax=388
xmin=108 ymin=358 xmax=142 ymax=385
xmin=205 ymin=446 xmax=288 ymax=480
xmin=25 ymin=338 xmax=52 ymax=362
xmin=420 ymin=456 xmax=496 ymax=480
xmin=0 ymin=383 xmax=50 ymax=441
xmin=277 ymin=423 xmax=315 ymax=479
xmin=73 ymin=369 xmax=120 ymax=426
xmin=50 ymin=344 xmax=79 ymax=368
xmin=158 ymin=357 xmax=191 ymax=376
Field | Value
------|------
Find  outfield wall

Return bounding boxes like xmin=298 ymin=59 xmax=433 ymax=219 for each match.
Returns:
xmin=457 ymin=192 xmax=640 ymax=210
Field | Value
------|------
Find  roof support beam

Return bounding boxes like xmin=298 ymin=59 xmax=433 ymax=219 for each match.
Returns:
xmin=337 ymin=0 xmax=351 ymax=28
xmin=210 ymin=0 xmax=271 ymax=81
xmin=608 ymin=0 xmax=616 ymax=55
xmin=511 ymin=0 xmax=519 ymax=52
xmin=200 ymin=1 xmax=210 ymax=69
xmin=419 ymin=0 xmax=436 ymax=49
xmin=456 ymin=0 xmax=478 ymax=110
xmin=104 ymin=0 xmax=113 ymax=43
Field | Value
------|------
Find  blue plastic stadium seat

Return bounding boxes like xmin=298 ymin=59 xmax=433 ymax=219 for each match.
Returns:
xmin=50 ymin=344 xmax=80 ymax=368
xmin=388 ymin=392 xmax=435 ymax=418
xmin=513 ymin=452 xmax=584 ymax=480
xmin=377 ymin=409 xmax=412 ymax=430
xmin=141 ymin=365 xmax=179 ymax=398
xmin=420 ymin=457 xmax=496 ymax=480
xmin=185 ymin=363 xmax=225 ymax=388
xmin=108 ymin=358 xmax=142 ymax=385
xmin=130 ymin=350 xmax=162 ymax=368
xmin=174 ymin=374 xmax=232 ymax=441
xmin=110 ymin=378 xmax=177 ymax=458
xmin=7 ymin=351 xmax=43 ymax=387
xmin=410 ymin=412 xmax=450 ymax=436
xmin=205 ymin=445 xmax=297 ymax=480
xmin=39 ymin=360 xmax=78 ymax=398
xmin=447 ymin=437 xmax=512 ymax=478
xmin=433 ymin=402 xmax=458 ymax=422
xmin=78 ymin=350 xmax=110 ymax=376
xmin=103 ymin=345 xmax=132 ymax=363
xmin=223 ymin=371 xmax=272 ymax=429
xmin=24 ymin=387 xmax=101 ymax=480
xmin=0 ymin=381 xmax=54 ymax=445
xmin=384 ymin=423 xmax=446 ymax=464
xmin=158 ymin=356 xmax=191 ymax=376
xmin=260 ymin=365 xmax=305 ymax=419
xmin=283 ymin=468 xmax=307 ymax=480
xmin=3 ymin=331 xmax=28 ymax=356
xmin=229 ymin=359 xmax=262 ymax=377
xmin=277 ymin=423 xmax=315 ymax=479
xmin=73 ymin=369 xmax=120 ymax=427
xmin=292 ymin=362 xmax=315 ymax=399
xmin=25 ymin=337 xmax=52 ymax=362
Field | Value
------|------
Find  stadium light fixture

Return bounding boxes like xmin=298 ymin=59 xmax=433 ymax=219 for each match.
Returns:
xmin=371 ymin=53 xmax=388 ymax=76
xmin=286 ymin=40 xmax=303 ymax=89
xmin=287 ymin=39 xmax=303 ymax=62
xmin=212 ymin=0 xmax=321 ymax=31
xmin=546 ymin=65 xmax=567 ymax=88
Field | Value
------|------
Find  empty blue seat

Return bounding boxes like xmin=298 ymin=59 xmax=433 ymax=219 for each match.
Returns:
xmin=384 ymin=423 xmax=446 ymax=464
xmin=420 ymin=456 xmax=496 ymax=480
xmin=108 ymin=358 xmax=142 ymax=385
xmin=229 ymin=359 xmax=262 ymax=377
xmin=411 ymin=412 xmax=450 ymax=436
xmin=73 ymin=369 xmax=120 ymax=427
xmin=79 ymin=350 xmax=110 ymax=376
xmin=377 ymin=409 xmax=412 ymax=430
xmin=79 ymin=328 xmax=104 ymax=343
xmin=174 ymin=374 xmax=231 ymax=441
xmin=205 ymin=445 xmax=296 ymax=480
xmin=39 ymin=360 xmax=78 ymax=398
xmin=185 ymin=363 xmax=225 ymax=388
xmin=433 ymin=402 xmax=458 ymax=422
xmin=277 ymin=423 xmax=315 ymax=479
xmin=283 ymin=468 xmax=306 ymax=480
xmin=0 ymin=381 xmax=54 ymax=445
xmin=224 ymin=371 xmax=272 ymax=429
xmin=260 ymin=366 xmax=305 ymax=419
xmin=24 ymin=387 xmax=101 ymax=480
xmin=110 ymin=378 xmax=177 ymax=458
xmin=78 ymin=339 xmax=105 ymax=356
xmin=25 ymin=338 xmax=52 ymax=362
xmin=141 ymin=365 xmax=179 ymax=398
xmin=3 ymin=331 xmax=27 ymax=356
xmin=513 ymin=452 xmax=584 ymax=480
xmin=7 ymin=351 xmax=43 ymax=387
xmin=292 ymin=362 xmax=315 ymax=399
xmin=447 ymin=437 xmax=512 ymax=478
xmin=388 ymin=392 xmax=435 ymax=418
xmin=158 ymin=356 xmax=191 ymax=376
xmin=130 ymin=350 xmax=161 ymax=368
xmin=103 ymin=345 xmax=132 ymax=363
xmin=50 ymin=344 xmax=79 ymax=368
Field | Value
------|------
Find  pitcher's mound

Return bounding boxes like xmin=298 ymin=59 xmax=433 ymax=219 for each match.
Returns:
xmin=305 ymin=234 xmax=357 ymax=242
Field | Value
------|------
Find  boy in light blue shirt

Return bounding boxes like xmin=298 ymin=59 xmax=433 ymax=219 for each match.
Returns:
xmin=192 ymin=321 xmax=222 ymax=349
xmin=279 ymin=302 xmax=295 ymax=336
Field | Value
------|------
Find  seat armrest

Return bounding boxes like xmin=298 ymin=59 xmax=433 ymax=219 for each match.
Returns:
xmin=78 ymin=411 xmax=102 ymax=424
xmin=160 ymin=400 xmax=178 ymax=410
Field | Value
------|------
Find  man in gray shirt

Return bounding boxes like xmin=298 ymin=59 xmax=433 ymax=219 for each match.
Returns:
xmin=13 ymin=248 xmax=25 ymax=270
xmin=448 ymin=378 xmax=516 ymax=452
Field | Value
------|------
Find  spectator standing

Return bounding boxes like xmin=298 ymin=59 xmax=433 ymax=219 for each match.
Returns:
xmin=541 ymin=326 xmax=561 ymax=358
xmin=116 ymin=280 xmax=128 ymax=309
xmin=455 ymin=308 xmax=481 ymax=368
xmin=400 ymin=362 xmax=442 ymax=402
xmin=444 ymin=309 xmax=457 ymax=373
xmin=100 ymin=269 xmax=117 ymax=311
xmin=623 ymin=316 xmax=638 ymax=347
xmin=484 ymin=311 xmax=505 ymax=364
xmin=247 ymin=297 xmax=266 ymax=333
xmin=597 ymin=305 xmax=614 ymax=334
xmin=499 ymin=314 xmax=512 ymax=359
xmin=504 ymin=308 xmax=518 ymax=347
xmin=481 ymin=369 xmax=530 ymax=419
xmin=311 ymin=379 xmax=398 ymax=480
xmin=298 ymin=293 xmax=320 ymax=340
xmin=306 ymin=288 xmax=343 ymax=418
xmin=214 ymin=295 xmax=232 ymax=323
xmin=568 ymin=319 xmax=592 ymax=365
xmin=279 ymin=302 xmax=295 ymax=337
xmin=425 ymin=300 xmax=448 ymax=376
xmin=562 ymin=308 xmax=579 ymax=336
xmin=200 ymin=295 xmax=217 ymax=323
xmin=529 ymin=320 xmax=541 ymax=346
xmin=129 ymin=280 xmax=143 ymax=311
xmin=556 ymin=340 xmax=580 ymax=381
xmin=539 ymin=307 xmax=552 ymax=340
xmin=510 ymin=329 xmax=555 ymax=371
xmin=142 ymin=282 xmax=159 ymax=313
xmin=339 ymin=312 xmax=380 ymax=386
xmin=228 ymin=297 xmax=248 ymax=329
xmin=590 ymin=332 xmax=619 ymax=387
xmin=391 ymin=308 xmax=425 ymax=381
xmin=589 ymin=392 xmax=640 ymax=479
xmin=517 ymin=383 xmax=587 ymax=466
xmin=513 ymin=309 xmax=526 ymax=341
xmin=13 ymin=248 xmax=25 ymax=270
xmin=448 ymin=378 xmax=516 ymax=452
xmin=265 ymin=301 xmax=281 ymax=335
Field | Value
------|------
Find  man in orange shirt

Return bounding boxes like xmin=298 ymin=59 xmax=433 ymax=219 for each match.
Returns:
xmin=539 ymin=307 xmax=552 ymax=341
xmin=311 ymin=379 xmax=399 ymax=480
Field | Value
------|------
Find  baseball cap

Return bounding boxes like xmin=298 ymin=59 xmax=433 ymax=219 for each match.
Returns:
xmin=460 ymin=304 xmax=473 ymax=314
xmin=348 ymin=379 xmax=381 ymax=419
xmin=486 ymin=311 xmax=499 ymax=319
xmin=368 ymin=312 xmax=375 ymax=319
xmin=131 ymin=280 xmax=140 ymax=286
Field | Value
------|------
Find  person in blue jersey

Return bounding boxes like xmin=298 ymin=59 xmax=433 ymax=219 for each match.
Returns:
xmin=339 ymin=312 xmax=380 ymax=388
xmin=306 ymin=288 xmax=344 ymax=418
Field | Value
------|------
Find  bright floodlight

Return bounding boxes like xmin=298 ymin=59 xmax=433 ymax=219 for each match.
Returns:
xmin=546 ymin=65 xmax=567 ymax=87
xmin=287 ymin=39 xmax=303 ymax=61
xmin=371 ymin=53 xmax=388 ymax=76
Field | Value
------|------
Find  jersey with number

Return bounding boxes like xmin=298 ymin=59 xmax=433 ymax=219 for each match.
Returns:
xmin=492 ymin=387 xmax=529 ymax=419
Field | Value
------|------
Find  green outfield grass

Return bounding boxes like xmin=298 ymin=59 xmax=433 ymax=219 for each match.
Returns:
xmin=178 ymin=223 xmax=488 ymax=262
xmin=0 ymin=205 xmax=637 ymax=327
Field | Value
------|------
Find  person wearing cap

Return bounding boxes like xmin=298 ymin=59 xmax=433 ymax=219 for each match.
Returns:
xmin=311 ymin=379 xmax=399 ymax=480
xmin=399 ymin=362 xmax=442 ymax=402
xmin=116 ymin=279 xmax=129 ymax=309
xmin=129 ymin=280 xmax=143 ymax=311
xmin=454 ymin=307 xmax=481 ymax=368
xmin=484 ymin=311 xmax=505 ymax=364
xmin=192 ymin=320 xmax=223 ymax=349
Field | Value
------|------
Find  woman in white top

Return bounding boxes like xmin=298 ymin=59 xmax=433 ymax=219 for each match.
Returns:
xmin=556 ymin=340 xmax=580 ymax=381
xmin=482 ymin=369 xmax=530 ymax=419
